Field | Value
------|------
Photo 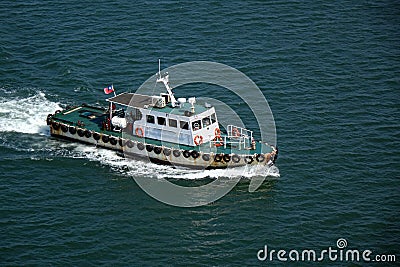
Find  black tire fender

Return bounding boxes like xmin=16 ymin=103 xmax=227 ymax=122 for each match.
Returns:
xmin=154 ymin=146 xmax=162 ymax=154
xmin=102 ymin=135 xmax=109 ymax=143
xmin=163 ymin=148 xmax=171 ymax=156
xmin=202 ymin=153 xmax=210 ymax=161
xmin=183 ymin=150 xmax=191 ymax=158
xmin=46 ymin=114 xmax=53 ymax=125
xmin=52 ymin=121 xmax=60 ymax=130
xmin=173 ymin=150 xmax=181 ymax=157
xmin=223 ymin=154 xmax=231 ymax=162
xmin=232 ymin=154 xmax=240 ymax=163
xmin=137 ymin=142 xmax=145 ymax=150
xmin=84 ymin=130 xmax=91 ymax=138
xmin=127 ymin=140 xmax=135 ymax=148
xmin=146 ymin=144 xmax=154 ymax=152
xmin=69 ymin=126 xmax=77 ymax=135
xmin=244 ymin=156 xmax=254 ymax=164
xmin=77 ymin=128 xmax=85 ymax=137
xmin=191 ymin=150 xmax=200 ymax=159
xmin=93 ymin=132 xmax=100 ymax=140
xmin=214 ymin=154 xmax=223 ymax=162
xmin=110 ymin=137 xmax=117 ymax=145
xmin=61 ymin=124 xmax=68 ymax=133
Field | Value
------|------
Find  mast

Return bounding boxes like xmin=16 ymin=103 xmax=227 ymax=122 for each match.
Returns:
xmin=156 ymin=59 xmax=178 ymax=107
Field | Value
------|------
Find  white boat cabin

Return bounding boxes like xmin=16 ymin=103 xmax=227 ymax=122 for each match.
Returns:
xmin=106 ymin=92 xmax=219 ymax=147
xmin=106 ymin=64 xmax=222 ymax=147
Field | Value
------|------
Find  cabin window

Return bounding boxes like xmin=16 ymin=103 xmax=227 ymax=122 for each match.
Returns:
xmin=169 ymin=119 xmax=177 ymax=128
xmin=202 ymin=117 xmax=211 ymax=127
xmin=146 ymin=115 xmax=155 ymax=124
xmin=180 ymin=121 xmax=189 ymax=130
xmin=157 ymin=116 xmax=166 ymax=125
xmin=211 ymin=113 xmax=217 ymax=124
xmin=126 ymin=108 xmax=142 ymax=121
xmin=192 ymin=120 xmax=202 ymax=131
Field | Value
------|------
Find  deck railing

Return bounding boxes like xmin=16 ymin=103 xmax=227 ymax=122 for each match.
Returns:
xmin=209 ymin=125 xmax=253 ymax=150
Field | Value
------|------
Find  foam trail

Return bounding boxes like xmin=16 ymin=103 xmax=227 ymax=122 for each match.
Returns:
xmin=0 ymin=91 xmax=62 ymax=135
xmin=74 ymin=145 xmax=280 ymax=180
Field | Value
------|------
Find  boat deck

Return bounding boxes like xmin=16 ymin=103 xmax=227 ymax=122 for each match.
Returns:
xmin=51 ymin=105 xmax=274 ymax=155
xmin=106 ymin=93 xmax=209 ymax=116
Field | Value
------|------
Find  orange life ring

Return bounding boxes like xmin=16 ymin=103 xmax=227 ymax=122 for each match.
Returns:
xmin=194 ymin=135 xmax=203 ymax=146
xmin=232 ymin=127 xmax=240 ymax=137
xmin=214 ymin=135 xmax=224 ymax=147
xmin=135 ymin=127 xmax=144 ymax=137
xmin=214 ymin=128 xmax=221 ymax=137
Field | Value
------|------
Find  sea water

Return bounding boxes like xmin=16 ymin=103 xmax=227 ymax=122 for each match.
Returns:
xmin=0 ymin=0 xmax=399 ymax=265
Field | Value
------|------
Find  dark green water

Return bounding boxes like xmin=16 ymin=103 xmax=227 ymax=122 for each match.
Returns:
xmin=0 ymin=0 xmax=399 ymax=266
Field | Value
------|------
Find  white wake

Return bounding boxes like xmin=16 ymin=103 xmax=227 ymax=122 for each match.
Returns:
xmin=0 ymin=91 xmax=62 ymax=135
xmin=74 ymin=145 xmax=280 ymax=180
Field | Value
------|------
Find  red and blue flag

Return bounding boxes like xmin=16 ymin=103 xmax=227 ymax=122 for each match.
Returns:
xmin=104 ymin=85 xmax=114 ymax=94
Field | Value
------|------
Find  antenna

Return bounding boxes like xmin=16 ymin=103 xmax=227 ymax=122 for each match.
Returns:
xmin=158 ymin=59 xmax=161 ymax=79
xmin=156 ymin=59 xmax=178 ymax=107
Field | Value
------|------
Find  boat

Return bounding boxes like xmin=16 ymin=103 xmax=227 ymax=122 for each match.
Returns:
xmin=47 ymin=62 xmax=278 ymax=169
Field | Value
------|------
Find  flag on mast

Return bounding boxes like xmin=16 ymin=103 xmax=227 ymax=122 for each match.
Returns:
xmin=104 ymin=85 xmax=115 ymax=95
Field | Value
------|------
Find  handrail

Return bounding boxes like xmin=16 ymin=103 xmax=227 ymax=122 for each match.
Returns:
xmin=227 ymin=125 xmax=253 ymax=140
xmin=209 ymin=125 xmax=253 ymax=150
